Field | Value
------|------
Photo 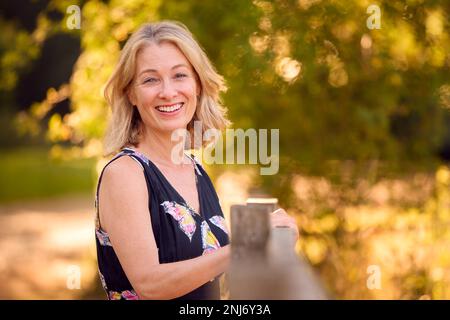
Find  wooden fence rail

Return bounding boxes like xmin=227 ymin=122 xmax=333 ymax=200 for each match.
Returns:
xmin=228 ymin=198 xmax=330 ymax=300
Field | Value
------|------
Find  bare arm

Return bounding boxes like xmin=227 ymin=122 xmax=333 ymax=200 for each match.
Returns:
xmin=99 ymin=156 xmax=230 ymax=299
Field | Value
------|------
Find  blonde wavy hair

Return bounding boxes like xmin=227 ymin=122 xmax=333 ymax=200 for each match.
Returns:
xmin=103 ymin=20 xmax=231 ymax=155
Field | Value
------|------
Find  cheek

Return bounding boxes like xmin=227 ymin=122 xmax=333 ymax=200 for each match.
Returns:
xmin=136 ymin=88 xmax=158 ymax=106
xmin=180 ymin=81 xmax=198 ymax=98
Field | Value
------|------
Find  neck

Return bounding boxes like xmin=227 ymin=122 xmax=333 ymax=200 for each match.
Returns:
xmin=135 ymin=126 xmax=190 ymax=167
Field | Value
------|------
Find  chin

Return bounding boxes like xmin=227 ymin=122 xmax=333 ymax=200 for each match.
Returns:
xmin=159 ymin=120 xmax=191 ymax=133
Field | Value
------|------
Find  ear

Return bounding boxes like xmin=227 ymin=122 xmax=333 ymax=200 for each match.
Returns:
xmin=196 ymin=83 xmax=201 ymax=97
xmin=127 ymin=86 xmax=137 ymax=106
xmin=194 ymin=73 xmax=201 ymax=97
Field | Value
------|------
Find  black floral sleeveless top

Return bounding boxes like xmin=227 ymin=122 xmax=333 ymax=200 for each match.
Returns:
xmin=94 ymin=147 xmax=230 ymax=300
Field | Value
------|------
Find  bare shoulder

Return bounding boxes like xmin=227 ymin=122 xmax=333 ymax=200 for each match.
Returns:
xmin=102 ymin=155 xmax=147 ymax=191
xmin=99 ymin=155 xmax=150 ymax=228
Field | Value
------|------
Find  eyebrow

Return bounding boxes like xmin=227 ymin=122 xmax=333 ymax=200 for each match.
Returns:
xmin=138 ymin=64 xmax=189 ymax=77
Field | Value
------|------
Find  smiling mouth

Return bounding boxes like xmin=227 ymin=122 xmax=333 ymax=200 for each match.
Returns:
xmin=155 ymin=103 xmax=184 ymax=113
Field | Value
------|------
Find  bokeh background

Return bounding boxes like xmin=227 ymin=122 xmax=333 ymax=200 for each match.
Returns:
xmin=0 ymin=0 xmax=449 ymax=299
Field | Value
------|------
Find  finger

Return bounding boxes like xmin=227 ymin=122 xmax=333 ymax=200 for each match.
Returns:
xmin=272 ymin=221 xmax=298 ymax=230
xmin=271 ymin=208 xmax=287 ymax=216
xmin=271 ymin=223 xmax=299 ymax=243
xmin=271 ymin=215 xmax=295 ymax=224
xmin=271 ymin=220 xmax=296 ymax=229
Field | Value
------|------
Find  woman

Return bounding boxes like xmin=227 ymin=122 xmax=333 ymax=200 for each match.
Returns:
xmin=95 ymin=20 xmax=299 ymax=300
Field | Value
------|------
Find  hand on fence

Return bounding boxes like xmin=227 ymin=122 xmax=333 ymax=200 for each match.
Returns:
xmin=269 ymin=208 xmax=299 ymax=243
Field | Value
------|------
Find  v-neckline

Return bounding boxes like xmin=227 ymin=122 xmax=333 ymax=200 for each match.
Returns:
xmin=124 ymin=147 xmax=203 ymax=219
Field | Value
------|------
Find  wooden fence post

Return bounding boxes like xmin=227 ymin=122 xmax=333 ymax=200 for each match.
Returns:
xmin=228 ymin=199 xmax=329 ymax=300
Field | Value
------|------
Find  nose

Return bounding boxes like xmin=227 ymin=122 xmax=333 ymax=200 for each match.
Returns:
xmin=158 ymin=78 xmax=178 ymax=100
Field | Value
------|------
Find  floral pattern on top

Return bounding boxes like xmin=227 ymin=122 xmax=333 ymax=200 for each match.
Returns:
xmin=161 ymin=201 xmax=197 ymax=241
xmin=122 ymin=147 xmax=149 ymax=166
xmin=99 ymin=270 xmax=108 ymax=290
xmin=209 ymin=216 xmax=229 ymax=235
xmin=108 ymin=290 xmax=139 ymax=300
xmin=95 ymin=147 xmax=230 ymax=300
xmin=201 ymin=220 xmax=221 ymax=255
xmin=96 ymin=228 xmax=112 ymax=246
xmin=189 ymin=154 xmax=203 ymax=176
xmin=131 ymin=151 xmax=150 ymax=166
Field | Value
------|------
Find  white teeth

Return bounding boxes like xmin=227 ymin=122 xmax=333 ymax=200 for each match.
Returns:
xmin=156 ymin=103 xmax=183 ymax=113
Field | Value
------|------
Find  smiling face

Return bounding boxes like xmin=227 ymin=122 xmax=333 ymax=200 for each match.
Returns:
xmin=128 ymin=41 xmax=200 ymax=138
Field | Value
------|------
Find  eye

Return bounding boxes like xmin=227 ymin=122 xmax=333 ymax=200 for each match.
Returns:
xmin=174 ymin=73 xmax=188 ymax=79
xmin=143 ymin=77 xmax=158 ymax=84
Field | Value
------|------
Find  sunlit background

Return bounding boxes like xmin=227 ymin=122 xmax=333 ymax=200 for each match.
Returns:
xmin=0 ymin=0 xmax=449 ymax=299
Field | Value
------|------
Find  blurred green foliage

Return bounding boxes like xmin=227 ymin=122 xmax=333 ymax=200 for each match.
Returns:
xmin=0 ymin=147 xmax=96 ymax=203
xmin=7 ymin=0 xmax=448 ymax=170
